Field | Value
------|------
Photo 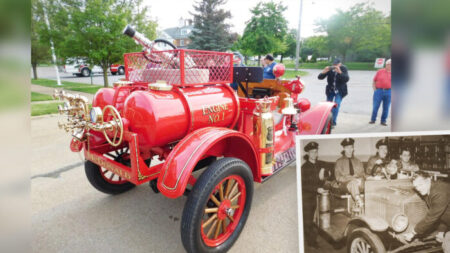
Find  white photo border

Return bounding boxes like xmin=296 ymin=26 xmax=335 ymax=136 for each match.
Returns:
xmin=295 ymin=130 xmax=450 ymax=253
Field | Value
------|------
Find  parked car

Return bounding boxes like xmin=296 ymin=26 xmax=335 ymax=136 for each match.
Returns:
xmin=110 ymin=64 xmax=125 ymax=75
xmin=64 ymin=58 xmax=103 ymax=77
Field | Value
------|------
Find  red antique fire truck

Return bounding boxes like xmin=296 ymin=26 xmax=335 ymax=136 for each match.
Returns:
xmin=54 ymin=25 xmax=335 ymax=253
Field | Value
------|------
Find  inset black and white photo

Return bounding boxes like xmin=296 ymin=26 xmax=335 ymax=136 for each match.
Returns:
xmin=296 ymin=132 xmax=450 ymax=253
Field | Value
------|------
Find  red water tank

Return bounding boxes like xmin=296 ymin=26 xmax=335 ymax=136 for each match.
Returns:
xmin=123 ymin=84 xmax=240 ymax=148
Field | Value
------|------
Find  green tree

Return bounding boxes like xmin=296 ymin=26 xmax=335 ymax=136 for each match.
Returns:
xmin=315 ymin=3 xmax=390 ymax=62
xmin=239 ymin=1 xmax=288 ymax=66
xmin=188 ymin=0 xmax=234 ymax=51
xmin=274 ymin=29 xmax=297 ymax=63
xmin=40 ymin=0 xmax=156 ymax=87
xmin=31 ymin=0 xmax=51 ymax=79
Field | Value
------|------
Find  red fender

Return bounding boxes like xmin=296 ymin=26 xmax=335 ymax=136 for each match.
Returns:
xmin=157 ymin=127 xmax=259 ymax=198
xmin=298 ymin=102 xmax=335 ymax=135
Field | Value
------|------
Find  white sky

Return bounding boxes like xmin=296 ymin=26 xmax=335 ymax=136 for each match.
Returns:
xmin=146 ymin=0 xmax=391 ymax=38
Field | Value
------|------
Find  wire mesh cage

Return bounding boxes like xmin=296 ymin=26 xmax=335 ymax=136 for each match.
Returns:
xmin=124 ymin=49 xmax=233 ymax=87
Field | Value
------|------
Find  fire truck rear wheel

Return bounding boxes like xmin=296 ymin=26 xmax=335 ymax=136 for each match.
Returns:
xmin=181 ymin=158 xmax=254 ymax=253
xmin=84 ymin=161 xmax=135 ymax=195
xmin=347 ymin=228 xmax=385 ymax=253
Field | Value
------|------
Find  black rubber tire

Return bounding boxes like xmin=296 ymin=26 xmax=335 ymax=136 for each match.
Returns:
xmin=81 ymin=67 xmax=91 ymax=77
xmin=118 ymin=66 xmax=125 ymax=75
xmin=321 ymin=113 xmax=333 ymax=134
xmin=84 ymin=160 xmax=135 ymax=195
xmin=111 ymin=71 xmax=117 ymax=75
xmin=347 ymin=228 xmax=385 ymax=253
xmin=181 ymin=158 xmax=254 ymax=253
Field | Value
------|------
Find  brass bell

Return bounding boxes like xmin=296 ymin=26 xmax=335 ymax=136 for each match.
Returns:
xmin=281 ymin=97 xmax=297 ymax=115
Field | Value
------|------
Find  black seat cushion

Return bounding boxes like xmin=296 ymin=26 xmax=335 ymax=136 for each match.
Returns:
xmin=233 ymin=66 xmax=263 ymax=83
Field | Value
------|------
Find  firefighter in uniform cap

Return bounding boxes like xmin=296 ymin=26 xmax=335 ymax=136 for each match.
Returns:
xmin=334 ymin=138 xmax=365 ymax=209
xmin=366 ymin=139 xmax=390 ymax=177
xmin=301 ymin=141 xmax=332 ymax=248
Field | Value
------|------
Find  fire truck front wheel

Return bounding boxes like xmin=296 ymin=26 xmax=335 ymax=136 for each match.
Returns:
xmin=181 ymin=158 xmax=254 ymax=253
xmin=84 ymin=160 xmax=135 ymax=194
xmin=347 ymin=228 xmax=385 ymax=253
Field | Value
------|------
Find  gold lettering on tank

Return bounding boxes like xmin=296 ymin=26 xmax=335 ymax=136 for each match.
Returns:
xmin=202 ymin=103 xmax=229 ymax=124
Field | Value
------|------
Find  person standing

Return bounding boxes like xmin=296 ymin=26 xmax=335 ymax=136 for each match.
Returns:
xmin=301 ymin=141 xmax=332 ymax=248
xmin=403 ymin=172 xmax=450 ymax=252
xmin=334 ymin=138 xmax=365 ymax=209
xmin=370 ymin=59 xmax=391 ymax=126
xmin=318 ymin=58 xmax=350 ymax=127
xmin=263 ymin=54 xmax=277 ymax=79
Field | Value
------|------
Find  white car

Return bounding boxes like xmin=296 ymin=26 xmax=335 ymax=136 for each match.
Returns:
xmin=64 ymin=58 xmax=103 ymax=77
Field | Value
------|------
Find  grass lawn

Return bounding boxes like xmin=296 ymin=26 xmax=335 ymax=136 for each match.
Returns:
xmin=31 ymin=92 xmax=54 ymax=102
xmin=31 ymin=78 xmax=102 ymax=94
xmin=283 ymin=70 xmax=309 ymax=79
xmin=31 ymin=102 xmax=63 ymax=116
xmin=283 ymin=61 xmax=377 ymax=71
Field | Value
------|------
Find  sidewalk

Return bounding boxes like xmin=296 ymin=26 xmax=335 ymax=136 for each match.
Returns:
xmin=31 ymin=84 xmax=94 ymax=101
xmin=332 ymin=113 xmax=391 ymax=133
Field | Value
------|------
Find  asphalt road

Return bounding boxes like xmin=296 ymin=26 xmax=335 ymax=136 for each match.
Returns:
xmin=34 ymin=66 xmax=124 ymax=86
xmin=31 ymin=115 xmax=299 ymax=253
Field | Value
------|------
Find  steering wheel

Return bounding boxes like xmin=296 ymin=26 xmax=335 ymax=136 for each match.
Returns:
xmin=102 ymin=105 xmax=124 ymax=147
xmin=142 ymin=38 xmax=177 ymax=64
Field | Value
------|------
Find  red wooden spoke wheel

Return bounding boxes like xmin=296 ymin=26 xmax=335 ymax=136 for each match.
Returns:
xmin=84 ymin=148 xmax=135 ymax=195
xmin=99 ymin=167 xmax=129 ymax=185
xmin=181 ymin=158 xmax=254 ymax=253
xmin=200 ymin=175 xmax=246 ymax=247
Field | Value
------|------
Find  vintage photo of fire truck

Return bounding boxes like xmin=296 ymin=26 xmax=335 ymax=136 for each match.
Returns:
xmin=297 ymin=133 xmax=450 ymax=253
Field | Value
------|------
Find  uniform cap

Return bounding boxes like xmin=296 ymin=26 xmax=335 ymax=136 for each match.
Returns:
xmin=376 ymin=139 xmax=388 ymax=148
xmin=304 ymin=141 xmax=319 ymax=152
xmin=340 ymin=138 xmax=354 ymax=147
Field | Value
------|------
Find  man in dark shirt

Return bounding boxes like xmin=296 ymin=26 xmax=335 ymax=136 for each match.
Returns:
xmin=301 ymin=141 xmax=332 ymax=248
xmin=318 ymin=58 xmax=350 ymax=127
xmin=404 ymin=172 xmax=450 ymax=251
xmin=366 ymin=139 xmax=390 ymax=177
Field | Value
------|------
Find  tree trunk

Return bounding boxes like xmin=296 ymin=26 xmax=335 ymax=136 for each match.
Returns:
xmin=32 ymin=63 xmax=38 ymax=80
xmin=258 ymin=55 xmax=261 ymax=67
xmin=342 ymin=48 xmax=348 ymax=63
xmin=244 ymin=56 xmax=248 ymax=65
xmin=102 ymin=66 xmax=109 ymax=87
xmin=280 ymin=55 xmax=284 ymax=63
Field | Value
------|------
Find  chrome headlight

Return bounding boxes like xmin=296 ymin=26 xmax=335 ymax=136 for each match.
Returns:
xmin=392 ymin=214 xmax=409 ymax=232
xmin=90 ymin=107 xmax=103 ymax=123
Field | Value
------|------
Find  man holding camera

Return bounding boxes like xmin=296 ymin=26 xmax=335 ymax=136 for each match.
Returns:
xmin=318 ymin=58 xmax=350 ymax=127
